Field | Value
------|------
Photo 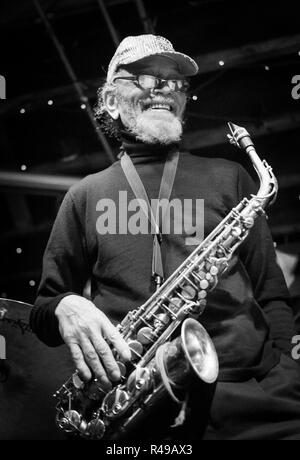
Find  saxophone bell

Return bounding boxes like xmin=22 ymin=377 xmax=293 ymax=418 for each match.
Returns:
xmin=155 ymin=318 xmax=219 ymax=404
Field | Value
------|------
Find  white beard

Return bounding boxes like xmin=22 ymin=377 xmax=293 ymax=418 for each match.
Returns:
xmin=117 ymin=93 xmax=184 ymax=145
xmin=129 ymin=110 xmax=183 ymax=145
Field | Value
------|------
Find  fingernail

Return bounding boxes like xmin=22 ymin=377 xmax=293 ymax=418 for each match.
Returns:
xmin=123 ymin=350 xmax=131 ymax=361
xmin=111 ymin=370 xmax=120 ymax=381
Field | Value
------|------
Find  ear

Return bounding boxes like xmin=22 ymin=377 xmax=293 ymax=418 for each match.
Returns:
xmin=103 ymin=89 xmax=120 ymax=120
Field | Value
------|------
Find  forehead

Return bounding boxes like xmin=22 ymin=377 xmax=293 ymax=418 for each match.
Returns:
xmin=120 ymin=55 xmax=185 ymax=78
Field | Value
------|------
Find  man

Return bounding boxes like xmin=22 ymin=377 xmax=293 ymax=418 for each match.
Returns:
xmin=30 ymin=34 xmax=300 ymax=440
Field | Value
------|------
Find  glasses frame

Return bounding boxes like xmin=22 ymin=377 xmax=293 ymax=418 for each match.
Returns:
xmin=113 ymin=74 xmax=190 ymax=93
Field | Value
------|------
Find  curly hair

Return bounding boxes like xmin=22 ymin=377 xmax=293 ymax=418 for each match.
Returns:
xmin=94 ymin=79 xmax=122 ymax=140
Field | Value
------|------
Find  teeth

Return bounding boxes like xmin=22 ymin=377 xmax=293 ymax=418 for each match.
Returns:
xmin=149 ymin=103 xmax=171 ymax=111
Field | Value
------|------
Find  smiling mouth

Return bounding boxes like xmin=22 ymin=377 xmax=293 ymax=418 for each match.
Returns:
xmin=143 ymin=102 xmax=174 ymax=112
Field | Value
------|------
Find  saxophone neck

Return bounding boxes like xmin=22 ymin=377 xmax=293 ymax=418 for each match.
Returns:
xmin=227 ymin=122 xmax=278 ymax=207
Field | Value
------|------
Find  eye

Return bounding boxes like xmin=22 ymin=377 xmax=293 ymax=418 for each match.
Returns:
xmin=138 ymin=75 xmax=156 ymax=89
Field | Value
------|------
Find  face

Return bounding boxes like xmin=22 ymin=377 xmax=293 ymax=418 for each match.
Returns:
xmin=104 ymin=55 xmax=188 ymax=145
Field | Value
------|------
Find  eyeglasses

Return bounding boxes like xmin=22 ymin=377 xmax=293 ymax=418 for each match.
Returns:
xmin=113 ymin=75 xmax=190 ymax=93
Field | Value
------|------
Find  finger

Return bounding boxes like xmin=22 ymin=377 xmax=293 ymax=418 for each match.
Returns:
xmin=80 ymin=338 xmax=111 ymax=389
xmin=90 ymin=332 xmax=121 ymax=382
xmin=69 ymin=343 xmax=91 ymax=382
xmin=100 ymin=318 xmax=131 ymax=362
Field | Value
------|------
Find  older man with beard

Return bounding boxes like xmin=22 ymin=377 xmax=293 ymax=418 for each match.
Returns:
xmin=30 ymin=35 xmax=300 ymax=440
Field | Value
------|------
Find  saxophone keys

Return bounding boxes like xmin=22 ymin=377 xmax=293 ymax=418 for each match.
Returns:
xmin=181 ymin=284 xmax=197 ymax=300
xmin=86 ymin=418 xmax=106 ymax=439
xmin=190 ymin=299 xmax=207 ymax=316
xmin=117 ymin=361 xmax=127 ymax=378
xmin=128 ymin=340 xmax=144 ymax=360
xmin=126 ymin=366 xmax=152 ymax=394
xmin=197 ymin=270 xmax=206 ymax=279
xmin=153 ymin=313 xmax=170 ymax=328
xmin=198 ymin=299 xmax=207 ymax=312
xmin=199 ymin=279 xmax=209 ymax=290
xmin=60 ymin=409 xmax=82 ymax=430
xmin=169 ymin=297 xmax=183 ymax=311
xmin=198 ymin=290 xmax=207 ymax=299
xmin=197 ymin=299 xmax=207 ymax=315
xmin=243 ymin=216 xmax=254 ymax=228
xmin=210 ymin=265 xmax=219 ymax=276
xmin=137 ymin=326 xmax=156 ymax=345
xmin=102 ymin=387 xmax=130 ymax=418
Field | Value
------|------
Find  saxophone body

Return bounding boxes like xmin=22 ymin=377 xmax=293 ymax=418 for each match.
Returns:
xmin=54 ymin=123 xmax=278 ymax=440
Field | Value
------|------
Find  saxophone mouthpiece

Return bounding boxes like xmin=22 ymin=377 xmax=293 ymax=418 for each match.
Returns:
xmin=228 ymin=121 xmax=240 ymax=134
xmin=227 ymin=121 xmax=254 ymax=150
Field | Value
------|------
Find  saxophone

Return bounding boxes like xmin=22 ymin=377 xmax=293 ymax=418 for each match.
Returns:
xmin=54 ymin=122 xmax=278 ymax=440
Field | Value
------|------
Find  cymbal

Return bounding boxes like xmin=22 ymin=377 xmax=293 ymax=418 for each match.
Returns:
xmin=0 ymin=298 xmax=33 ymax=332
xmin=0 ymin=297 xmax=33 ymax=309
xmin=0 ymin=297 xmax=73 ymax=440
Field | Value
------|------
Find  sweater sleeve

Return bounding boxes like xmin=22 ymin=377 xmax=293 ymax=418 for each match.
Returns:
xmin=237 ymin=164 xmax=296 ymax=354
xmin=29 ymin=189 xmax=91 ymax=346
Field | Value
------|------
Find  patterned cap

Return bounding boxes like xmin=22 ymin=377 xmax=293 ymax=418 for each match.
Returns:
xmin=106 ymin=34 xmax=198 ymax=82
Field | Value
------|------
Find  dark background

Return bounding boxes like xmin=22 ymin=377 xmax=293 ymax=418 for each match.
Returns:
xmin=0 ymin=0 xmax=300 ymax=305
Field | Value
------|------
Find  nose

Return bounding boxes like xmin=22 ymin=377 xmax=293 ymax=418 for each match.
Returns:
xmin=150 ymin=84 xmax=172 ymax=96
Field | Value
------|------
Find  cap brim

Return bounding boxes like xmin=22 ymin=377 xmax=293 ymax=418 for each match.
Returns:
xmin=162 ymin=52 xmax=198 ymax=76
xmin=123 ymin=52 xmax=198 ymax=77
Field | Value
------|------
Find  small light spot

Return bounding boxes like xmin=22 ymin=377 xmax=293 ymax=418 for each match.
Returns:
xmin=20 ymin=164 xmax=27 ymax=171
xmin=264 ymin=65 xmax=270 ymax=71
xmin=192 ymin=95 xmax=198 ymax=101
xmin=218 ymin=60 xmax=225 ymax=66
xmin=274 ymin=242 xmax=277 ymax=248
xmin=29 ymin=280 xmax=36 ymax=287
xmin=80 ymin=103 xmax=86 ymax=110
xmin=20 ymin=108 xmax=26 ymax=114
xmin=48 ymin=99 xmax=54 ymax=106
xmin=16 ymin=248 xmax=22 ymax=254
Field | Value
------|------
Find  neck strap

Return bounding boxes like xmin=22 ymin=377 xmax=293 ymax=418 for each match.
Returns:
xmin=120 ymin=150 xmax=179 ymax=289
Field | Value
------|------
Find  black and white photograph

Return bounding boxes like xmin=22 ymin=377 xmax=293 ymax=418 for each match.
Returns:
xmin=0 ymin=0 xmax=300 ymax=445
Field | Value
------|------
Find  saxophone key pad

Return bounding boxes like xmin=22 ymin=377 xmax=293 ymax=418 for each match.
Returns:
xmin=198 ymin=290 xmax=207 ymax=299
xmin=128 ymin=340 xmax=143 ymax=360
xmin=181 ymin=284 xmax=197 ymax=300
xmin=62 ymin=410 xmax=82 ymax=430
xmin=137 ymin=326 xmax=156 ymax=345
xmin=210 ymin=266 xmax=219 ymax=275
xmin=86 ymin=418 xmax=106 ymax=439
xmin=199 ymin=279 xmax=209 ymax=290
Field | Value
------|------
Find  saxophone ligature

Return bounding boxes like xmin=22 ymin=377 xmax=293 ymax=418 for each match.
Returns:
xmin=54 ymin=122 xmax=278 ymax=440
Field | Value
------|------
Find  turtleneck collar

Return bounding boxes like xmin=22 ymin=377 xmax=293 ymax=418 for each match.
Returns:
xmin=119 ymin=131 xmax=180 ymax=164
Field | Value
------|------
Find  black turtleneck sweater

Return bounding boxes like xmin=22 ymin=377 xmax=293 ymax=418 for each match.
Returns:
xmin=30 ymin=140 xmax=295 ymax=381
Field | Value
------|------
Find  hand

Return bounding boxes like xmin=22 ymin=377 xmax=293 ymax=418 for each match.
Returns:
xmin=55 ymin=294 xmax=131 ymax=387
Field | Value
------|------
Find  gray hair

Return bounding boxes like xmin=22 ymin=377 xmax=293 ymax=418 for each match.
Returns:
xmin=94 ymin=79 xmax=122 ymax=139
